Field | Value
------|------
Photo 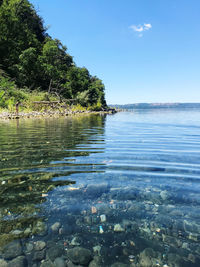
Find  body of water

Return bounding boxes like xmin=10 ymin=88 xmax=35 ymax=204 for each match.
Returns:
xmin=0 ymin=109 xmax=200 ymax=266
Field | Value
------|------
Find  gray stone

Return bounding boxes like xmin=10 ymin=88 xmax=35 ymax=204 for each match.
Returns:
xmin=47 ymin=245 xmax=64 ymax=261
xmin=66 ymin=261 xmax=78 ymax=267
xmin=40 ymin=260 xmax=55 ymax=267
xmin=0 ymin=259 xmax=8 ymax=267
xmin=139 ymin=248 xmax=157 ymax=267
xmin=70 ymin=237 xmax=81 ymax=246
xmin=111 ymin=263 xmax=129 ymax=267
xmin=93 ymin=246 xmax=101 ymax=256
xmin=86 ymin=183 xmax=109 ymax=198
xmin=100 ymin=215 xmax=106 ymax=223
xmin=7 ymin=256 xmax=26 ymax=267
xmin=67 ymin=247 xmax=92 ymax=265
xmin=167 ymin=253 xmax=185 ymax=267
xmin=25 ymin=242 xmax=34 ymax=253
xmin=160 ymin=190 xmax=170 ymax=201
xmin=34 ymin=241 xmax=46 ymax=251
xmin=33 ymin=249 xmax=46 ymax=261
xmin=51 ymin=222 xmax=61 ymax=232
xmin=89 ymin=256 xmax=102 ymax=267
xmin=3 ymin=241 xmax=23 ymax=260
xmin=54 ymin=257 xmax=67 ymax=267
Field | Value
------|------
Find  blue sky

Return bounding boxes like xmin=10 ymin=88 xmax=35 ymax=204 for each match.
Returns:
xmin=30 ymin=0 xmax=200 ymax=104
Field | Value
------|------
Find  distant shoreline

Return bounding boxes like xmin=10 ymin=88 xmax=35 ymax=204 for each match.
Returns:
xmin=109 ymin=103 xmax=200 ymax=110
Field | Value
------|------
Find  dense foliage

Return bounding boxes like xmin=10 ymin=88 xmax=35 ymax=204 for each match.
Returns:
xmin=0 ymin=0 xmax=107 ymax=110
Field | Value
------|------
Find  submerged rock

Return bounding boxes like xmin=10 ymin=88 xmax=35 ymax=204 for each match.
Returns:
xmin=86 ymin=183 xmax=109 ymax=198
xmin=47 ymin=245 xmax=64 ymax=261
xmin=51 ymin=222 xmax=61 ymax=232
xmin=32 ymin=220 xmax=47 ymax=236
xmin=100 ymin=214 xmax=106 ymax=223
xmin=7 ymin=256 xmax=27 ymax=267
xmin=70 ymin=237 xmax=81 ymax=246
xmin=114 ymin=224 xmax=125 ymax=232
xmin=111 ymin=263 xmax=129 ymax=267
xmin=139 ymin=248 xmax=158 ymax=267
xmin=89 ymin=256 xmax=103 ymax=267
xmin=40 ymin=260 xmax=55 ymax=267
xmin=34 ymin=241 xmax=46 ymax=251
xmin=67 ymin=247 xmax=92 ymax=265
xmin=54 ymin=257 xmax=67 ymax=267
xmin=33 ymin=249 xmax=46 ymax=261
xmin=2 ymin=240 xmax=23 ymax=260
xmin=160 ymin=190 xmax=170 ymax=201
xmin=0 ymin=259 xmax=8 ymax=267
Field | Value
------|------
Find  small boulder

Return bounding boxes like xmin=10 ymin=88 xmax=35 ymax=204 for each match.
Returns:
xmin=67 ymin=247 xmax=92 ymax=265
xmin=7 ymin=256 xmax=27 ymax=267
xmin=2 ymin=240 xmax=23 ymax=260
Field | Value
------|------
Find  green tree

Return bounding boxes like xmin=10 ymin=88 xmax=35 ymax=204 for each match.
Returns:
xmin=39 ymin=38 xmax=73 ymax=93
xmin=0 ymin=0 xmax=46 ymax=76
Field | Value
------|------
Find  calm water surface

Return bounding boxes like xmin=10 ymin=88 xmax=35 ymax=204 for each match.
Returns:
xmin=0 ymin=109 xmax=200 ymax=266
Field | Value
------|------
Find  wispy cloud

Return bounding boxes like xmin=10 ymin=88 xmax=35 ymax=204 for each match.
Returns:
xmin=130 ymin=23 xmax=152 ymax=37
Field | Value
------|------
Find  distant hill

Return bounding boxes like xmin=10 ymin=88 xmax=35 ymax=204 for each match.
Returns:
xmin=109 ymin=103 xmax=200 ymax=109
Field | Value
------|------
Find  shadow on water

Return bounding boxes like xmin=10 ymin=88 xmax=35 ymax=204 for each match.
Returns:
xmin=0 ymin=114 xmax=106 ymax=247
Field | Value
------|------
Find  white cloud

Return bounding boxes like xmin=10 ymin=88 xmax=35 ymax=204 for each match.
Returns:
xmin=130 ymin=25 xmax=144 ymax=32
xmin=130 ymin=23 xmax=152 ymax=37
xmin=144 ymin=23 xmax=152 ymax=30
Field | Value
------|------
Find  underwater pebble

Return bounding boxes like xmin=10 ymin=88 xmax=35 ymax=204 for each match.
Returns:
xmin=114 ymin=224 xmax=125 ymax=232
xmin=100 ymin=214 xmax=106 ymax=222
xmin=99 ymin=226 xmax=104 ymax=234
xmin=51 ymin=222 xmax=61 ymax=232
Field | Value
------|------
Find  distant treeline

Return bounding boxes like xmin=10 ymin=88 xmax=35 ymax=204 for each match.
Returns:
xmin=110 ymin=103 xmax=200 ymax=109
xmin=0 ymin=0 xmax=107 ymax=110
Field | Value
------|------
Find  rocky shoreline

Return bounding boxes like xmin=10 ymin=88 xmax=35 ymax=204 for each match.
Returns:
xmin=0 ymin=108 xmax=117 ymax=120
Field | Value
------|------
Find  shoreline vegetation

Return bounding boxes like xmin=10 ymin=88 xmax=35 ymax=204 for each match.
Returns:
xmin=0 ymin=99 xmax=117 ymax=120
xmin=0 ymin=0 xmax=108 ymax=114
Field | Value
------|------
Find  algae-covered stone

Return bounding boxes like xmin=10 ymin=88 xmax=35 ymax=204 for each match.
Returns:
xmin=32 ymin=220 xmax=47 ymax=236
xmin=67 ymin=247 xmax=92 ymax=265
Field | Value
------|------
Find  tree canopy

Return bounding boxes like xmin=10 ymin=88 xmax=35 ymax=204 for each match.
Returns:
xmin=0 ymin=0 xmax=107 ymax=109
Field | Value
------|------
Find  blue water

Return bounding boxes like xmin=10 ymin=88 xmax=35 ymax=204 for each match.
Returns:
xmin=0 ymin=109 xmax=200 ymax=266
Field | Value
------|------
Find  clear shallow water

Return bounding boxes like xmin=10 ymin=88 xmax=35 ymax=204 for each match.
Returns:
xmin=0 ymin=110 xmax=200 ymax=266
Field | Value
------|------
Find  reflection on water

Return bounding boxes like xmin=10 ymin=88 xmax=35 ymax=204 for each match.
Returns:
xmin=0 ymin=110 xmax=200 ymax=266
